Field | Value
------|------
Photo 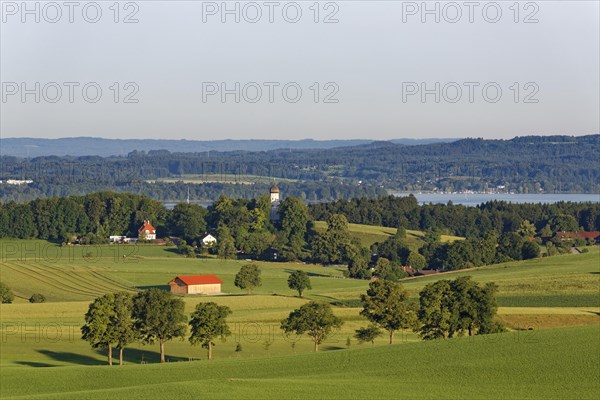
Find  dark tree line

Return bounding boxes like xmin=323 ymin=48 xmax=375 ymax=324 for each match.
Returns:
xmin=310 ymin=195 xmax=600 ymax=237
xmin=0 ymin=192 xmax=167 ymax=241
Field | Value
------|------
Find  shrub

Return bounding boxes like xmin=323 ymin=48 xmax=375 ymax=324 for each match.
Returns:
xmin=29 ymin=293 xmax=46 ymax=303
xmin=1 ymin=282 xmax=15 ymax=304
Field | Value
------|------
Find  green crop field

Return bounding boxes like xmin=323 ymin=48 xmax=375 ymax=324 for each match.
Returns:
xmin=0 ymin=325 xmax=598 ymax=399
xmin=0 ymin=239 xmax=599 ymax=399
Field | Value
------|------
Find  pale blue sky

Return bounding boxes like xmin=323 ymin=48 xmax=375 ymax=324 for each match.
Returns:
xmin=1 ymin=1 xmax=599 ymax=140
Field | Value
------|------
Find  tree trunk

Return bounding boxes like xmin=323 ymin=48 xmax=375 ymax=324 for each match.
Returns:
xmin=108 ymin=345 xmax=113 ymax=366
xmin=468 ymin=325 xmax=473 ymax=337
xmin=389 ymin=330 xmax=394 ymax=345
xmin=119 ymin=347 xmax=124 ymax=366
xmin=314 ymin=336 xmax=319 ymax=352
xmin=160 ymin=340 xmax=165 ymax=363
xmin=208 ymin=342 xmax=212 ymax=360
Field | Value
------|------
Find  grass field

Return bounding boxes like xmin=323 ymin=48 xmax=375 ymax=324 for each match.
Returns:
xmin=313 ymin=221 xmax=463 ymax=247
xmin=1 ymin=325 xmax=598 ymax=399
xmin=0 ymin=239 xmax=599 ymax=398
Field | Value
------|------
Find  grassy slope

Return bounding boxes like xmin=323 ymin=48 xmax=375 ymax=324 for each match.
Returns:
xmin=0 ymin=240 xmax=598 ymax=369
xmin=313 ymin=221 xmax=463 ymax=247
xmin=400 ymin=248 xmax=600 ymax=307
xmin=1 ymin=325 xmax=598 ymax=400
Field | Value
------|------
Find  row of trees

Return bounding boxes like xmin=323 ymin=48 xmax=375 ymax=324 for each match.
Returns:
xmin=81 ymin=289 xmax=232 ymax=364
xmin=81 ymin=275 xmax=500 ymax=364
xmin=359 ymin=277 xmax=501 ymax=344
xmin=81 ymin=266 xmax=313 ymax=364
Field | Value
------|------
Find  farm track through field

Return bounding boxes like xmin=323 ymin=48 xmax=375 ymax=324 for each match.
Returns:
xmin=15 ymin=262 xmax=121 ymax=295
xmin=2 ymin=263 xmax=103 ymax=298
xmin=87 ymin=270 xmax=138 ymax=292
xmin=34 ymin=262 xmax=137 ymax=293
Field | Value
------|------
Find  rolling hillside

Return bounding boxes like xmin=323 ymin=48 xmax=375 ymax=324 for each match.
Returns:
xmin=0 ymin=325 xmax=598 ymax=399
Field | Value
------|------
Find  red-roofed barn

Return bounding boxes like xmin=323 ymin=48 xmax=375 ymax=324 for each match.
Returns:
xmin=169 ymin=274 xmax=223 ymax=295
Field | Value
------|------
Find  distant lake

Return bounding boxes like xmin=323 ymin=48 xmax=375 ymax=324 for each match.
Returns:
xmin=163 ymin=193 xmax=600 ymax=209
xmin=392 ymin=193 xmax=600 ymax=206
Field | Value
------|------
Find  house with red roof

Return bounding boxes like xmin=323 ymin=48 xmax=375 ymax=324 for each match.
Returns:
xmin=169 ymin=274 xmax=223 ymax=295
xmin=554 ymin=231 xmax=600 ymax=243
xmin=138 ymin=220 xmax=156 ymax=240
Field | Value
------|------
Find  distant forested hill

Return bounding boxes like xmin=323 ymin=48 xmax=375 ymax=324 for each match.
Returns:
xmin=0 ymin=137 xmax=456 ymax=157
xmin=0 ymin=135 xmax=598 ymax=202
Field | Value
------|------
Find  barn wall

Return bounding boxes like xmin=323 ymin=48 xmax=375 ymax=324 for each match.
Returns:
xmin=188 ymin=284 xmax=221 ymax=294
xmin=170 ymin=282 xmax=188 ymax=294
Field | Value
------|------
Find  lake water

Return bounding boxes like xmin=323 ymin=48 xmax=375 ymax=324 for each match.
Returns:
xmin=164 ymin=193 xmax=599 ymax=209
xmin=391 ymin=193 xmax=600 ymax=206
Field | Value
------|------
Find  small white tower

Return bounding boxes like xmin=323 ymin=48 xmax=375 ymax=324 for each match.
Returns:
xmin=270 ymin=183 xmax=280 ymax=203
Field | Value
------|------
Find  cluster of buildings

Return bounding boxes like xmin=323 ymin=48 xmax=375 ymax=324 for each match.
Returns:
xmin=0 ymin=179 xmax=33 ymax=185
xmin=110 ymin=184 xmax=281 ymax=245
xmin=112 ymin=185 xmax=282 ymax=296
xmin=109 ymin=220 xmax=157 ymax=244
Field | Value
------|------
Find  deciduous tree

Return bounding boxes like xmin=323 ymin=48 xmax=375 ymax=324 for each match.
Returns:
xmin=132 ymin=289 xmax=187 ymax=363
xmin=354 ymin=325 xmax=382 ymax=345
xmin=281 ymin=301 xmax=342 ymax=352
xmin=287 ymin=270 xmax=312 ymax=297
xmin=360 ymin=280 xmax=418 ymax=344
xmin=234 ymin=263 xmax=262 ymax=294
xmin=189 ymin=302 xmax=232 ymax=360
xmin=81 ymin=293 xmax=117 ymax=365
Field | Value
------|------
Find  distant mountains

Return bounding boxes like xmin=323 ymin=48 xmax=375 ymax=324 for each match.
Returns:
xmin=0 ymin=137 xmax=458 ymax=157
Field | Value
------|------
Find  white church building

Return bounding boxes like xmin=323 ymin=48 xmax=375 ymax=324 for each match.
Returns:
xmin=269 ymin=183 xmax=280 ymax=222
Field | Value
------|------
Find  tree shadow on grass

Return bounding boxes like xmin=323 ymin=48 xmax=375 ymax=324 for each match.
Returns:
xmin=321 ymin=346 xmax=346 ymax=351
xmin=136 ymin=285 xmax=170 ymax=291
xmin=586 ymin=311 xmax=600 ymax=316
xmin=14 ymin=361 xmax=58 ymax=368
xmin=282 ymin=269 xmax=332 ymax=278
xmin=32 ymin=349 xmax=189 ymax=366
xmin=94 ymin=348 xmax=189 ymax=365
xmin=36 ymin=350 xmax=102 ymax=366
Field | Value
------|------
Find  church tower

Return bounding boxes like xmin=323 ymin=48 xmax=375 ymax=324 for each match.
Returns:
xmin=270 ymin=183 xmax=280 ymax=203
xmin=269 ymin=183 xmax=280 ymax=222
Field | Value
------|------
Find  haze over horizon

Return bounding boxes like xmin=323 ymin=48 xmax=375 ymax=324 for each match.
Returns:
xmin=1 ymin=1 xmax=599 ymax=140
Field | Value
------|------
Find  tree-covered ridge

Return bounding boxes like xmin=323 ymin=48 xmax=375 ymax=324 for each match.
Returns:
xmin=309 ymin=195 xmax=600 ymax=237
xmin=1 ymin=135 xmax=598 ymax=203
xmin=1 ymin=191 xmax=597 ymax=275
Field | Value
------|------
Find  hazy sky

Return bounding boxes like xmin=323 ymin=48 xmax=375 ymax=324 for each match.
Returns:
xmin=1 ymin=1 xmax=599 ymax=140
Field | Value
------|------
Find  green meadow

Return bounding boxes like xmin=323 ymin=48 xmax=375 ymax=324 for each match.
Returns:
xmin=313 ymin=221 xmax=463 ymax=247
xmin=1 ymin=326 xmax=598 ymax=399
xmin=0 ymin=239 xmax=599 ymax=399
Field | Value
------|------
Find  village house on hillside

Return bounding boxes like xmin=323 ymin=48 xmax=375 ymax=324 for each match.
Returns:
xmin=169 ymin=274 xmax=223 ymax=295
xmin=138 ymin=220 xmax=156 ymax=240
xmin=554 ymin=231 xmax=600 ymax=242
xmin=200 ymin=233 xmax=217 ymax=246
xmin=110 ymin=220 xmax=158 ymax=243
